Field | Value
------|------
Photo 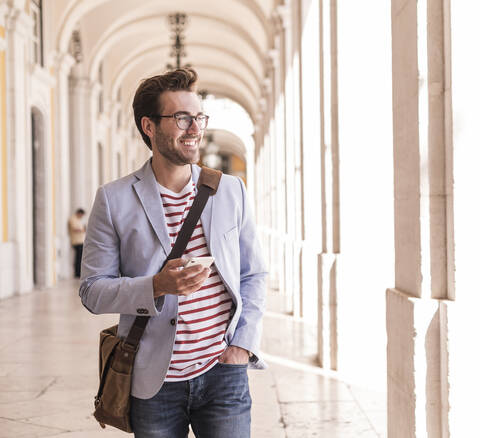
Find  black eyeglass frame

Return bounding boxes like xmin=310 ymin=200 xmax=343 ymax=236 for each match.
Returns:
xmin=149 ymin=112 xmax=209 ymax=130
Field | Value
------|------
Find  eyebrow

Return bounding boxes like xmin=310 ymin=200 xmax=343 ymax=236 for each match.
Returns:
xmin=174 ymin=111 xmax=205 ymax=116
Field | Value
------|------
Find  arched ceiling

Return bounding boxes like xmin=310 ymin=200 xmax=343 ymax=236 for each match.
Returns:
xmin=52 ymin=0 xmax=278 ymax=124
xmin=206 ymin=129 xmax=248 ymax=158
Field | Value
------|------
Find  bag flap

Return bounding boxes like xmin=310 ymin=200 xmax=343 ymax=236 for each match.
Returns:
xmin=98 ymin=325 xmax=121 ymax=379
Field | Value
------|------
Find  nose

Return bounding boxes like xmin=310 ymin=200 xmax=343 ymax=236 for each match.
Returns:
xmin=187 ymin=118 xmax=201 ymax=134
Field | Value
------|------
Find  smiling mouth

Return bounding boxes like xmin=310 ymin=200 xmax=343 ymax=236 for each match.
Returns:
xmin=180 ymin=137 xmax=199 ymax=147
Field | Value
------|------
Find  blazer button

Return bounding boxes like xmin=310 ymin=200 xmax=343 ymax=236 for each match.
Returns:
xmin=170 ymin=319 xmax=176 ymax=326
xmin=136 ymin=308 xmax=147 ymax=314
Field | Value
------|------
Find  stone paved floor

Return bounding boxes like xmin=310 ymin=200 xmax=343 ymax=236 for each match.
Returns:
xmin=0 ymin=280 xmax=386 ymax=437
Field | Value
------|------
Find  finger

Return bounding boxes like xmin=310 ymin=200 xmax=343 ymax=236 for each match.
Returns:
xmin=177 ymin=274 xmax=207 ymax=295
xmin=177 ymin=277 xmax=205 ymax=294
xmin=180 ymin=264 xmax=207 ymax=279
xmin=188 ymin=271 xmax=211 ymax=291
xmin=183 ymin=268 xmax=211 ymax=285
xmin=175 ymin=267 xmax=211 ymax=291
xmin=165 ymin=258 xmax=185 ymax=269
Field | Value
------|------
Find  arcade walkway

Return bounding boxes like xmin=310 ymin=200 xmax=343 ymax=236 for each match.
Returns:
xmin=0 ymin=281 xmax=385 ymax=437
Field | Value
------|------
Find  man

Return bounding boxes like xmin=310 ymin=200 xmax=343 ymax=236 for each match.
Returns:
xmin=79 ymin=68 xmax=267 ymax=438
xmin=68 ymin=208 xmax=86 ymax=278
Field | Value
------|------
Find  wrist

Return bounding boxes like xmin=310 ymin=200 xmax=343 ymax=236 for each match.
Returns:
xmin=152 ymin=275 xmax=166 ymax=298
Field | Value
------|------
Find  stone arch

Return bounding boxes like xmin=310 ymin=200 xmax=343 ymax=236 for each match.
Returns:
xmin=86 ymin=11 xmax=265 ymax=84
xmin=110 ymin=42 xmax=262 ymax=102
xmin=56 ymin=0 xmax=271 ymax=55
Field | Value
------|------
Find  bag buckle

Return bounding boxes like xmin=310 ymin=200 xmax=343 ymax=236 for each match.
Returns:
xmin=122 ymin=341 xmax=139 ymax=353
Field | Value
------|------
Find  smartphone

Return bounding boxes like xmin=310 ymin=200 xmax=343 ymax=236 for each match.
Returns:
xmin=184 ymin=256 xmax=215 ymax=269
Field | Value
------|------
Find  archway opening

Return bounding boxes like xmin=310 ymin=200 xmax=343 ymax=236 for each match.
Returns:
xmin=199 ymin=95 xmax=253 ymax=186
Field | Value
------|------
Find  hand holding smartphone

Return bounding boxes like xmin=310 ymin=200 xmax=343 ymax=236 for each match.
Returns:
xmin=183 ymin=256 xmax=215 ymax=269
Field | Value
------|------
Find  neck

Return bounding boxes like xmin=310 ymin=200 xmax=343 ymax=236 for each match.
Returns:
xmin=151 ymin=153 xmax=192 ymax=193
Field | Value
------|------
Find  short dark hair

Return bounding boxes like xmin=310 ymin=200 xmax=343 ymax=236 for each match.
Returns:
xmin=132 ymin=68 xmax=198 ymax=149
xmin=76 ymin=208 xmax=85 ymax=215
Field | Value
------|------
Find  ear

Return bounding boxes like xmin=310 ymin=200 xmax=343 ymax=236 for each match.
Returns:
xmin=141 ymin=116 xmax=155 ymax=140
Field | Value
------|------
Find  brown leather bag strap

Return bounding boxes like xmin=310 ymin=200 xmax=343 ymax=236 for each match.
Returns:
xmin=197 ymin=167 xmax=222 ymax=194
xmin=124 ymin=167 xmax=222 ymax=349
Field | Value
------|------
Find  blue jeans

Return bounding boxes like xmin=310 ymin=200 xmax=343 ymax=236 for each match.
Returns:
xmin=130 ymin=362 xmax=251 ymax=437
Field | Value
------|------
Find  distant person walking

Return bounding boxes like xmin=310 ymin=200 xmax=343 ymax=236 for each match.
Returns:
xmin=68 ymin=208 xmax=86 ymax=278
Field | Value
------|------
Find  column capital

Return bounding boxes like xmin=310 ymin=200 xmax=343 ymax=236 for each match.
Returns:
xmin=270 ymin=11 xmax=282 ymax=34
xmin=274 ymin=4 xmax=292 ymax=30
xmin=30 ymin=62 xmax=55 ymax=86
xmin=0 ymin=2 xmax=10 ymax=29
xmin=267 ymin=48 xmax=280 ymax=70
xmin=5 ymin=5 xmax=32 ymax=37
xmin=69 ymin=76 xmax=93 ymax=94
xmin=261 ymin=76 xmax=273 ymax=96
xmin=254 ymin=119 xmax=264 ymax=135
xmin=258 ymin=97 xmax=267 ymax=113
xmin=51 ymin=52 xmax=75 ymax=77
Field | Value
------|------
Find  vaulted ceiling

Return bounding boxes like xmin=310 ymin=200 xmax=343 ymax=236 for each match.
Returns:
xmin=48 ymin=0 xmax=278 ymax=123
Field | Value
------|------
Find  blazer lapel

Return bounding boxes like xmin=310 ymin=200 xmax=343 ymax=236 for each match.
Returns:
xmin=133 ymin=160 xmax=171 ymax=257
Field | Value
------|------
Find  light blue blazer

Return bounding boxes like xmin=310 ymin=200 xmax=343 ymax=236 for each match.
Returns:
xmin=79 ymin=160 xmax=267 ymax=399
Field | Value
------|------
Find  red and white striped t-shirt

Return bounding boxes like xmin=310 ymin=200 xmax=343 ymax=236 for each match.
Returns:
xmin=158 ymin=178 xmax=233 ymax=381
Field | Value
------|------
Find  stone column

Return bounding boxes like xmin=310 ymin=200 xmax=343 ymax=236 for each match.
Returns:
xmin=90 ymin=80 xmax=102 ymax=190
xmin=277 ymin=1 xmax=295 ymax=314
xmin=69 ymin=70 xmax=94 ymax=215
xmin=5 ymin=5 xmax=33 ymax=293
xmin=271 ymin=35 xmax=287 ymax=298
xmin=271 ymin=13 xmax=288 ymax=302
xmin=287 ymin=0 xmax=304 ymax=318
xmin=317 ymin=0 xmax=340 ymax=371
xmin=53 ymin=52 xmax=74 ymax=279
xmin=253 ymin=121 xmax=263 ymax=221
xmin=0 ymin=2 xmax=16 ymax=298
xmin=110 ymin=102 xmax=121 ymax=179
xmin=387 ymin=0 xmax=452 ymax=436
xmin=262 ymin=71 xmax=279 ymax=294
xmin=101 ymin=96 xmax=112 ymax=183
xmin=253 ymin=120 xmax=266 ymax=249
xmin=298 ymin=0 xmax=323 ymax=324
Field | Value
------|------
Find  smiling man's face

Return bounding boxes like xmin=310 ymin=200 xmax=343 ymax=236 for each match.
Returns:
xmin=152 ymin=90 xmax=204 ymax=166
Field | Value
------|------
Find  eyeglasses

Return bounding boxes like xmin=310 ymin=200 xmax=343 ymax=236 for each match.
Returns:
xmin=150 ymin=112 xmax=209 ymax=130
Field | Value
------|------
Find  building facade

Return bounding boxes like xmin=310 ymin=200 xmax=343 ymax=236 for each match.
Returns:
xmin=0 ymin=0 xmax=478 ymax=436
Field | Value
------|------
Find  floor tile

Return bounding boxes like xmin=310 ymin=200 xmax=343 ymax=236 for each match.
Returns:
xmin=280 ymin=401 xmax=378 ymax=438
xmin=0 ymin=399 xmax=71 ymax=421
xmin=0 ymin=417 xmax=66 ymax=437
xmin=0 ymin=282 xmax=386 ymax=437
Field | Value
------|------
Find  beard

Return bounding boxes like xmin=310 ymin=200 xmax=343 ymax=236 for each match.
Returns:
xmin=153 ymin=129 xmax=201 ymax=166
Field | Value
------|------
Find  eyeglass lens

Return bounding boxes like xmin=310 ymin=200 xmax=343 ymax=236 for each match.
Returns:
xmin=176 ymin=114 xmax=208 ymax=130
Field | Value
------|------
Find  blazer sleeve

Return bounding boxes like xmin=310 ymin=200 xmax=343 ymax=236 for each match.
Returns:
xmin=79 ymin=186 xmax=164 ymax=316
xmin=230 ymin=177 xmax=268 ymax=361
